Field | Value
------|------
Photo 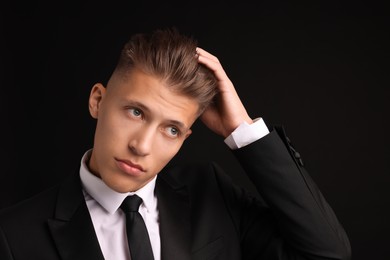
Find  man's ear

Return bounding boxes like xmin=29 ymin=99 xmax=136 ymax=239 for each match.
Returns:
xmin=88 ymin=83 xmax=106 ymax=119
xmin=184 ymin=129 xmax=192 ymax=139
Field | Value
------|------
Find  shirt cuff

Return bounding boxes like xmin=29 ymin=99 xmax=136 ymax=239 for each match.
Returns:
xmin=224 ymin=117 xmax=270 ymax=150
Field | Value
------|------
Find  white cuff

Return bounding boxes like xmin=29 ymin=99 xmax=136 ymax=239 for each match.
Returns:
xmin=224 ymin=117 xmax=270 ymax=150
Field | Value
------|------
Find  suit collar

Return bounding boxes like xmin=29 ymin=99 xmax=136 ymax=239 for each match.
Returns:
xmin=156 ymin=169 xmax=191 ymax=260
xmin=47 ymin=170 xmax=104 ymax=260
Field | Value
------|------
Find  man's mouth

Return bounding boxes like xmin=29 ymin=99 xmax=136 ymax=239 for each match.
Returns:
xmin=114 ymin=158 xmax=145 ymax=176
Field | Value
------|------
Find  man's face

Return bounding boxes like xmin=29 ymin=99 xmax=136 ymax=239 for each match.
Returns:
xmin=88 ymin=69 xmax=199 ymax=192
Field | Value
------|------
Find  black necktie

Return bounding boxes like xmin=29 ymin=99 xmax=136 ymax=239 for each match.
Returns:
xmin=120 ymin=195 xmax=154 ymax=260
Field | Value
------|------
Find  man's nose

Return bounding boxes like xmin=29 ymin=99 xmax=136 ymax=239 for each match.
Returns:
xmin=128 ymin=126 xmax=155 ymax=156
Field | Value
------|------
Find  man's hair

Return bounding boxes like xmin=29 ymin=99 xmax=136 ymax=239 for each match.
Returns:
xmin=111 ymin=28 xmax=218 ymax=114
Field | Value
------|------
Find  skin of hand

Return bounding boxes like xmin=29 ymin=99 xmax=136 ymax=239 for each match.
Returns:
xmin=196 ymin=47 xmax=253 ymax=138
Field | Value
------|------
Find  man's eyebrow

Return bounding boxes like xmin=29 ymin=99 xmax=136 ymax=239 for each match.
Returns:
xmin=166 ymin=120 xmax=188 ymax=131
xmin=126 ymin=100 xmax=150 ymax=113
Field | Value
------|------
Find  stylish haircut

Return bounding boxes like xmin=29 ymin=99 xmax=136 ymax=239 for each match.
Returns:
xmin=111 ymin=28 xmax=218 ymax=114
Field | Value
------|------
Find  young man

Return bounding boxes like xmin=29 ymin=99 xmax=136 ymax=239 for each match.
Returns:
xmin=0 ymin=28 xmax=351 ymax=260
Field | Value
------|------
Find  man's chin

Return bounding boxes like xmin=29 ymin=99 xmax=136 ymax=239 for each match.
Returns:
xmin=103 ymin=177 xmax=147 ymax=193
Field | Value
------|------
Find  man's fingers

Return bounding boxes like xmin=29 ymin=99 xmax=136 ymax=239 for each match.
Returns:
xmin=197 ymin=49 xmax=229 ymax=82
xmin=196 ymin=47 xmax=219 ymax=62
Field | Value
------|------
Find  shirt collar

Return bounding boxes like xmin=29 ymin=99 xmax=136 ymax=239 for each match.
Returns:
xmin=79 ymin=149 xmax=157 ymax=214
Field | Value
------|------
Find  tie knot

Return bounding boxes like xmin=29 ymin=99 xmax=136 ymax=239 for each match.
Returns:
xmin=120 ymin=195 xmax=143 ymax=213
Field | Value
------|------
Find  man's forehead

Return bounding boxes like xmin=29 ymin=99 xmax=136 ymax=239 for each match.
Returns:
xmin=115 ymin=70 xmax=199 ymax=103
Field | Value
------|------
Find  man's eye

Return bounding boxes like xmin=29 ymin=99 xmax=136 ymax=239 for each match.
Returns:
xmin=129 ymin=108 xmax=142 ymax=117
xmin=166 ymin=126 xmax=180 ymax=137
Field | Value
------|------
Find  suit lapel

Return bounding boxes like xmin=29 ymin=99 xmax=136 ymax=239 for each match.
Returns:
xmin=47 ymin=171 xmax=104 ymax=260
xmin=156 ymin=171 xmax=191 ymax=260
xmin=47 ymin=167 xmax=193 ymax=260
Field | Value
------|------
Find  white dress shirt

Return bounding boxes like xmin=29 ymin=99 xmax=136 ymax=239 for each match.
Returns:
xmin=80 ymin=117 xmax=269 ymax=260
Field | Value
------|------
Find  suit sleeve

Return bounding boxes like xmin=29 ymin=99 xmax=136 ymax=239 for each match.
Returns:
xmin=0 ymin=225 xmax=14 ymax=260
xmin=224 ymin=126 xmax=351 ymax=260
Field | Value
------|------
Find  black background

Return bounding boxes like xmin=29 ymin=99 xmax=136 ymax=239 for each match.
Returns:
xmin=1 ymin=1 xmax=389 ymax=259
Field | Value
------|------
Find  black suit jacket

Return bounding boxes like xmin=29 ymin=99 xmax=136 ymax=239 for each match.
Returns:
xmin=0 ymin=127 xmax=351 ymax=260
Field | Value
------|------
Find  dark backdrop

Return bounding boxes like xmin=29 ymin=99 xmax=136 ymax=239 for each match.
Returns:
xmin=1 ymin=1 xmax=389 ymax=259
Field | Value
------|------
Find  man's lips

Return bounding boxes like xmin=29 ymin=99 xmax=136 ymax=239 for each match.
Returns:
xmin=115 ymin=158 xmax=145 ymax=176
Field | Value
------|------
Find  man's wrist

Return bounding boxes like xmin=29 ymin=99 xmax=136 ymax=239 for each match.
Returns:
xmin=224 ymin=117 xmax=269 ymax=149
